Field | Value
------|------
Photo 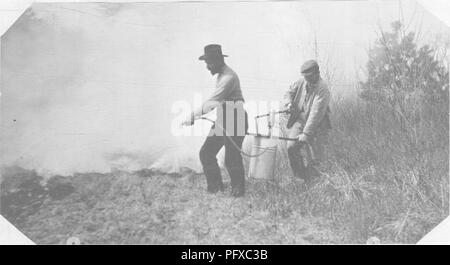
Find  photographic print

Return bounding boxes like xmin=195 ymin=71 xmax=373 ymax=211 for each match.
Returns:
xmin=0 ymin=0 xmax=449 ymax=245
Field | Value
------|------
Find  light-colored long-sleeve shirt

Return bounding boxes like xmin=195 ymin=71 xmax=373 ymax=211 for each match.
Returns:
xmin=284 ymin=77 xmax=331 ymax=136
xmin=192 ymin=64 xmax=244 ymax=118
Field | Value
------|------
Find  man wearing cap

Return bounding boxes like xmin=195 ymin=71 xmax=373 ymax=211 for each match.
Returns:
xmin=181 ymin=44 xmax=248 ymax=197
xmin=283 ymin=60 xmax=331 ymax=183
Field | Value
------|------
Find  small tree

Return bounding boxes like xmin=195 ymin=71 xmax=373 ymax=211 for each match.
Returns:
xmin=360 ymin=21 xmax=449 ymax=146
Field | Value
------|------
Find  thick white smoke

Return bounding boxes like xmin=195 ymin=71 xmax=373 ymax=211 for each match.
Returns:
xmin=1 ymin=2 xmax=440 ymax=178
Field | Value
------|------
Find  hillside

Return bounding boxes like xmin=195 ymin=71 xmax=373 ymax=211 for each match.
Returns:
xmin=1 ymin=167 xmax=343 ymax=244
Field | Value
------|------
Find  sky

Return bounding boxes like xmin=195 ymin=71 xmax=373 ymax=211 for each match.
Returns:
xmin=1 ymin=1 xmax=449 ymax=177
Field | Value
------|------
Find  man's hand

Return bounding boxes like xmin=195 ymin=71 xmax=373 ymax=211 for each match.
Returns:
xmin=285 ymin=102 xmax=292 ymax=111
xmin=298 ymin=133 xmax=311 ymax=144
xmin=180 ymin=113 xmax=195 ymax=126
xmin=181 ymin=119 xmax=194 ymax=126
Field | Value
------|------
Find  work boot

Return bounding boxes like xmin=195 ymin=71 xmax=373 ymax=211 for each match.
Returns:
xmin=226 ymin=165 xmax=245 ymax=197
xmin=304 ymin=166 xmax=321 ymax=186
xmin=207 ymin=179 xmax=224 ymax=193
xmin=203 ymin=165 xmax=224 ymax=194
xmin=218 ymin=181 xmax=225 ymax=192
xmin=207 ymin=186 xmax=219 ymax=194
xmin=231 ymin=186 xmax=245 ymax=197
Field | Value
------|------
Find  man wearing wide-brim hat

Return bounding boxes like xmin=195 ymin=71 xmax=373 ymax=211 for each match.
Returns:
xmin=283 ymin=59 xmax=332 ymax=184
xmin=181 ymin=44 xmax=248 ymax=197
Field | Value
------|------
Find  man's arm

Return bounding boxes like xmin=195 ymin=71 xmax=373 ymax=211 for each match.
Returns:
xmin=283 ymin=81 xmax=298 ymax=109
xmin=302 ymin=86 xmax=331 ymax=136
xmin=191 ymin=74 xmax=235 ymax=119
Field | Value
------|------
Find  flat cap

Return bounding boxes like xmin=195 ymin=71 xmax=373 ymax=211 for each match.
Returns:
xmin=301 ymin=60 xmax=319 ymax=74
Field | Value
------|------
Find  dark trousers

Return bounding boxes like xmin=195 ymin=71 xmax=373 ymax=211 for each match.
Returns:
xmin=199 ymin=105 xmax=248 ymax=193
xmin=286 ymin=122 xmax=322 ymax=181
xmin=199 ymin=133 xmax=246 ymax=192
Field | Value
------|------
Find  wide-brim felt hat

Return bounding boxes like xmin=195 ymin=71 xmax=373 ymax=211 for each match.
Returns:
xmin=199 ymin=44 xmax=228 ymax=61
